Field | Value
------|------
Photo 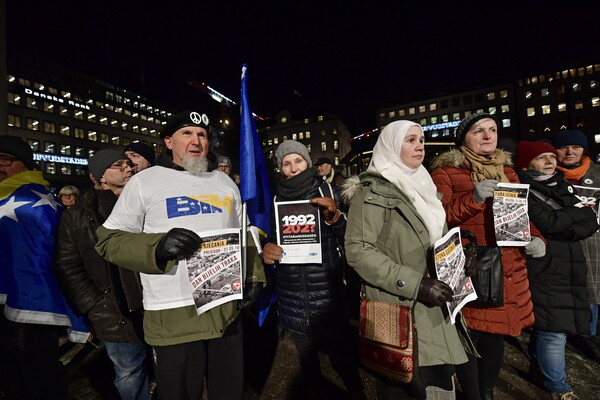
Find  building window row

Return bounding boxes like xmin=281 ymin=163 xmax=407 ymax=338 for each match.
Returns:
xmin=526 ymin=98 xmax=598 ymax=116
xmin=519 ymin=65 xmax=600 ymax=87
xmin=385 ymin=95 xmax=510 ymax=120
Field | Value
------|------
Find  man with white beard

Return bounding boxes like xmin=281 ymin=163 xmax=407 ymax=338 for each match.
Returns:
xmin=95 ymin=111 xmax=265 ymax=400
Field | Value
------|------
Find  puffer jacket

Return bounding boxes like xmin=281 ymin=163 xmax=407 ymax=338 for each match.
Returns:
xmin=343 ymin=172 xmax=475 ymax=366
xmin=54 ymin=189 xmax=144 ymax=343
xmin=430 ymin=149 xmax=535 ymax=336
xmin=518 ymin=170 xmax=598 ymax=334
xmin=270 ymin=177 xmax=348 ymax=337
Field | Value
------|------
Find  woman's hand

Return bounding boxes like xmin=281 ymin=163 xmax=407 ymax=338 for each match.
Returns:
xmin=310 ymin=197 xmax=340 ymax=224
xmin=473 ymin=179 xmax=499 ymax=204
xmin=262 ymin=242 xmax=284 ymax=264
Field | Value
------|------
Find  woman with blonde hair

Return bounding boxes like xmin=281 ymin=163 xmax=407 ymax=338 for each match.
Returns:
xmin=58 ymin=185 xmax=80 ymax=208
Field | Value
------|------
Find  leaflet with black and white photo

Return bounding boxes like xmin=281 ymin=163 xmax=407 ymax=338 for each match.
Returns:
xmin=433 ymin=227 xmax=478 ymax=324
xmin=274 ymin=200 xmax=321 ymax=264
xmin=493 ymin=183 xmax=531 ymax=246
xmin=573 ymin=185 xmax=600 ymax=224
xmin=184 ymin=228 xmax=243 ymax=316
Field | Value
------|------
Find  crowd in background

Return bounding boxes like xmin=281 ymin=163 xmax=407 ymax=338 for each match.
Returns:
xmin=1 ymin=110 xmax=599 ymax=400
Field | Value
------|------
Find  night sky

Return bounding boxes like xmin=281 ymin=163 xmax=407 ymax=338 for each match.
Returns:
xmin=6 ymin=1 xmax=600 ymax=134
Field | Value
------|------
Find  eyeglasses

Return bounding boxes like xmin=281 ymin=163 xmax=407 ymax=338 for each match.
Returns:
xmin=59 ymin=193 xmax=77 ymax=198
xmin=0 ymin=156 xmax=18 ymax=167
xmin=108 ymin=161 xmax=135 ymax=171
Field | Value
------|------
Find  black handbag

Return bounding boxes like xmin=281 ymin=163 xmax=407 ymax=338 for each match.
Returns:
xmin=461 ymin=230 xmax=504 ymax=308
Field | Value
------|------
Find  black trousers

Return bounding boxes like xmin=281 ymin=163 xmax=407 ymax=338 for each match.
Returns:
xmin=0 ymin=309 xmax=67 ymax=400
xmin=152 ymin=317 xmax=243 ymax=400
xmin=455 ymin=329 xmax=505 ymax=400
xmin=291 ymin=322 xmax=364 ymax=393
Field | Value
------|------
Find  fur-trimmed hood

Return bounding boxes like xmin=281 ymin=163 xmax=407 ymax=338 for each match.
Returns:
xmin=429 ymin=148 xmax=514 ymax=170
xmin=339 ymin=172 xmax=407 ymax=209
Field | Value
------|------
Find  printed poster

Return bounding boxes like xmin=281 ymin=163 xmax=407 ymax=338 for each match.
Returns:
xmin=184 ymin=228 xmax=243 ymax=315
xmin=493 ymin=183 xmax=531 ymax=246
xmin=573 ymin=185 xmax=600 ymax=224
xmin=274 ymin=200 xmax=322 ymax=264
xmin=433 ymin=227 xmax=478 ymax=324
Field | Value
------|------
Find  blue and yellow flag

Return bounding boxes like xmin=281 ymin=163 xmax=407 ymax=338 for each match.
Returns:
xmin=0 ymin=171 xmax=89 ymax=343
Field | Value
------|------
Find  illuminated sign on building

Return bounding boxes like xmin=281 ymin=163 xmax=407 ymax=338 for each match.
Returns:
xmin=421 ymin=121 xmax=461 ymax=132
xmin=33 ymin=153 xmax=88 ymax=165
xmin=24 ymin=88 xmax=91 ymax=111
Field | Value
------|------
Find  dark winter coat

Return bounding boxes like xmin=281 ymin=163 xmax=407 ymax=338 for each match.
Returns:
xmin=430 ymin=149 xmax=536 ymax=336
xmin=270 ymin=178 xmax=348 ymax=337
xmin=518 ymin=170 xmax=598 ymax=334
xmin=54 ymin=189 xmax=144 ymax=343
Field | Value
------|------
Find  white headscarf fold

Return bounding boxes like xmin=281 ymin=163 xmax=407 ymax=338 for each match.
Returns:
xmin=367 ymin=120 xmax=446 ymax=245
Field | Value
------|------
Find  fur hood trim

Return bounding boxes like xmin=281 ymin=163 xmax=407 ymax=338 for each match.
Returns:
xmin=339 ymin=175 xmax=362 ymax=208
xmin=429 ymin=148 xmax=514 ymax=170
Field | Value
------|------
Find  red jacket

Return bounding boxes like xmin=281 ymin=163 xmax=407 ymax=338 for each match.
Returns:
xmin=430 ymin=149 xmax=535 ymax=336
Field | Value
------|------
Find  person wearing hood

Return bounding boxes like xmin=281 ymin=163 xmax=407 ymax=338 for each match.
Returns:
xmin=262 ymin=140 xmax=365 ymax=400
xmin=516 ymin=141 xmax=598 ymax=400
xmin=551 ymin=129 xmax=600 ymax=362
xmin=430 ymin=113 xmax=541 ymax=400
xmin=344 ymin=121 xmax=476 ymax=400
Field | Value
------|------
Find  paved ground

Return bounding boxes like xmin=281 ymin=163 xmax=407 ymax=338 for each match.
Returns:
xmin=65 ymin=313 xmax=600 ymax=400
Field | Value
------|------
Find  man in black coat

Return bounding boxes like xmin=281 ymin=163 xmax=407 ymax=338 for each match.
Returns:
xmin=54 ymin=149 xmax=150 ymax=400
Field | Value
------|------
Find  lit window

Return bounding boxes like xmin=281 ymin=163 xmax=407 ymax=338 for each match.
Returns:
xmin=596 ymin=134 xmax=600 ymax=144
xmin=74 ymin=128 xmax=85 ymax=139
xmin=420 ymin=118 xmax=427 ymax=125
xmin=573 ymin=83 xmax=581 ymax=92
xmin=75 ymin=110 xmax=84 ymax=120
xmin=399 ymin=109 xmax=406 ymax=116
xmin=7 ymin=92 xmax=21 ymax=105
xmin=60 ymin=106 xmax=68 ymax=115
xmin=430 ymin=116 xmax=438 ymax=124
xmin=133 ymin=125 xmax=139 ymax=133
xmin=106 ymin=91 xmax=114 ymax=100
xmin=45 ymin=163 xmax=56 ymax=175
xmin=442 ymin=129 xmax=451 ymax=137
xmin=7 ymin=74 xmax=15 ymax=82
xmin=74 ymin=147 xmax=84 ymax=156
xmin=541 ymin=105 xmax=551 ymax=115
xmin=306 ymin=131 xmax=311 ymax=138
xmin=44 ymin=121 xmax=56 ymax=133
xmin=321 ymin=129 xmax=326 ymax=136
xmin=61 ymin=90 xmax=71 ymax=98
xmin=298 ymin=132 xmax=304 ymax=139
xmin=379 ymin=112 xmax=385 ymax=119
xmin=100 ymin=133 xmax=109 ymax=143
xmin=304 ymin=118 xmax=309 ymax=124
xmin=592 ymin=97 xmax=600 ymax=107
xmin=441 ymin=114 xmax=449 ymax=122
xmin=307 ymin=144 xmax=311 ymax=152
xmin=268 ymin=139 xmax=273 ymax=146
xmin=283 ymin=136 xmax=288 ymax=141
xmin=388 ymin=111 xmax=396 ymax=118
xmin=429 ymin=103 xmax=437 ymax=111
xmin=60 ymin=144 xmax=71 ymax=155
xmin=575 ymin=101 xmax=584 ymax=110
xmin=321 ymin=142 xmax=327 ymax=151
xmin=317 ymin=115 xmax=324 ymax=121
xmin=26 ymin=118 xmax=40 ymax=131
xmin=19 ymin=78 xmax=30 ymax=86
xmin=419 ymin=105 xmax=426 ymax=113
xmin=431 ymin=131 xmax=439 ymax=138
xmin=501 ymin=104 xmax=510 ymax=113
xmin=274 ymin=137 xmax=279 ymax=144
xmin=500 ymin=90 xmax=508 ymax=98
xmin=334 ymin=157 xmax=339 ymax=166
xmin=8 ymin=114 xmax=21 ymax=127
xmin=487 ymin=92 xmax=495 ymax=101
xmin=591 ymin=80 xmax=597 ymax=89
xmin=87 ymin=113 xmax=97 ymax=122
xmin=409 ymin=107 xmax=415 ymax=115
xmin=453 ymin=113 xmax=461 ymax=120
xmin=541 ymin=88 xmax=549 ymax=97
xmin=27 ymin=139 xmax=40 ymax=151
xmin=525 ymin=91 xmax=532 ymax=99
xmin=292 ymin=134 xmax=297 ymax=140
xmin=121 ymin=122 xmax=128 ymax=130
xmin=26 ymin=97 xmax=39 ymax=109
xmin=464 ymin=110 xmax=472 ymax=117
xmin=334 ymin=140 xmax=339 ymax=151
xmin=60 ymin=165 xmax=72 ymax=175
xmin=502 ymin=119 xmax=511 ymax=128
xmin=44 ymin=142 xmax=55 ymax=153
xmin=122 ymin=137 xmax=131 ymax=146
xmin=88 ymin=131 xmax=98 ymax=141
xmin=527 ymin=107 xmax=535 ymax=117
xmin=558 ymin=103 xmax=567 ymax=112
xmin=44 ymin=102 xmax=54 ymax=112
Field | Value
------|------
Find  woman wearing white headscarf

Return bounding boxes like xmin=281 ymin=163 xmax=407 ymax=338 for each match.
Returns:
xmin=344 ymin=120 xmax=475 ymax=400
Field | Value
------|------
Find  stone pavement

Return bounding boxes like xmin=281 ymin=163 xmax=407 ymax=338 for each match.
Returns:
xmin=65 ymin=315 xmax=600 ymax=400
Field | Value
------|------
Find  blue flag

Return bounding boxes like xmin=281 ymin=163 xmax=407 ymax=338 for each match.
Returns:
xmin=240 ymin=64 xmax=272 ymax=235
xmin=0 ymin=171 xmax=89 ymax=343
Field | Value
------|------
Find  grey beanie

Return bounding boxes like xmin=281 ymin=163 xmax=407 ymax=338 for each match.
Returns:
xmin=454 ymin=113 xmax=499 ymax=146
xmin=88 ymin=149 xmax=128 ymax=182
xmin=275 ymin=140 xmax=312 ymax=170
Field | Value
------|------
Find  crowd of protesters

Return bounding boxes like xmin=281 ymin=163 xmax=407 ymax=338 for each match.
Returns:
xmin=1 ymin=108 xmax=600 ymax=400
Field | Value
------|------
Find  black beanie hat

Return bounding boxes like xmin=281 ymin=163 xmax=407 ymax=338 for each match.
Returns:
xmin=88 ymin=149 xmax=128 ymax=182
xmin=0 ymin=136 xmax=35 ymax=170
xmin=124 ymin=142 xmax=155 ymax=165
xmin=454 ymin=113 xmax=499 ymax=146
xmin=160 ymin=111 xmax=210 ymax=138
xmin=551 ymin=129 xmax=589 ymax=150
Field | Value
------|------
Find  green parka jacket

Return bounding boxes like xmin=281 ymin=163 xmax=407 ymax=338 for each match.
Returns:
xmin=344 ymin=172 xmax=475 ymax=367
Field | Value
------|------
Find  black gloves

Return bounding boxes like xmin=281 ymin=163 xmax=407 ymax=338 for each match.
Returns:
xmin=417 ymin=277 xmax=454 ymax=307
xmin=464 ymin=247 xmax=478 ymax=277
xmin=155 ymin=228 xmax=202 ymax=270
xmin=240 ymin=282 xmax=264 ymax=310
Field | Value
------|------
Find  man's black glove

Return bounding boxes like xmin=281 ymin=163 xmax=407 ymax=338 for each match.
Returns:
xmin=417 ymin=277 xmax=454 ymax=307
xmin=464 ymin=248 xmax=478 ymax=277
xmin=240 ymin=282 xmax=264 ymax=310
xmin=155 ymin=228 xmax=202 ymax=270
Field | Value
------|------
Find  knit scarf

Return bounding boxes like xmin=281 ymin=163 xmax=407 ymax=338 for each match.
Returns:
xmin=460 ymin=146 xmax=510 ymax=183
xmin=556 ymin=156 xmax=591 ymax=182
xmin=276 ymin=166 xmax=318 ymax=200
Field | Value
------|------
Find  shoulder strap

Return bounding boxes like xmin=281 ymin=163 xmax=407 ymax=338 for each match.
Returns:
xmin=318 ymin=182 xmax=334 ymax=199
xmin=529 ymin=189 xmax=562 ymax=210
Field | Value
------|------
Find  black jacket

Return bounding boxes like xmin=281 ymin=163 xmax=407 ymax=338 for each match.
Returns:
xmin=518 ymin=170 xmax=598 ymax=334
xmin=270 ymin=178 xmax=348 ymax=337
xmin=54 ymin=189 xmax=144 ymax=343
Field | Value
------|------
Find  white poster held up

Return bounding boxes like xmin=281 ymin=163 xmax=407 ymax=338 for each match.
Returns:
xmin=274 ymin=200 xmax=322 ymax=264
xmin=493 ymin=183 xmax=531 ymax=247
